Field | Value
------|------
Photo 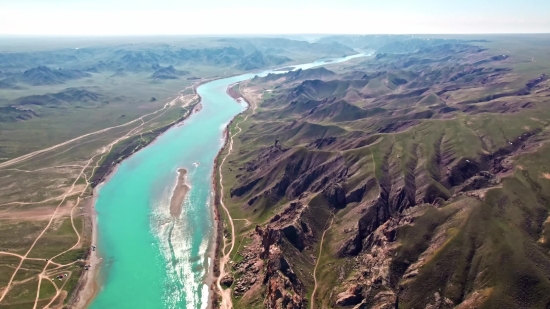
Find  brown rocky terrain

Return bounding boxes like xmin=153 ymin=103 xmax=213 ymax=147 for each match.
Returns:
xmin=217 ymin=36 xmax=550 ymax=309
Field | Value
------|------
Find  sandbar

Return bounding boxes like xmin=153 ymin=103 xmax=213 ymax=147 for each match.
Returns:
xmin=170 ymin=168 xmax=190 ymax=218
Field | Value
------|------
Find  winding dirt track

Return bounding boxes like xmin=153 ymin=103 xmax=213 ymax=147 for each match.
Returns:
xmin=310 ymin=213 xmax=335 ymax=309
xmin=0 ymin=153 xmax=95 ymax=305
xmin=216 ymin=92 xmax=257 ymax=309
xmin=0 ymin=88 xmax=195 ymax=307
xmin=2 ymin=165 xmax=85 ymax=173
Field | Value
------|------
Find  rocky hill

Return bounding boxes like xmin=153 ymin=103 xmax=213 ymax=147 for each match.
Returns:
xmin=257 ymin=67 xmax=337 ymax=83
xmin=219 ymin=39 xmax=550 ymax=309
xmin=150 ymin=64 xmax=189 ymax=79
xmin=0 ymin=88 xmax=110 ymax=122
xmin=19 ymin=65 xmax=91 ymax=85
xmin=236 ymin=51 xmax=291 ymax=71
xmin=15 ymin=88 xmax=106 ymax=107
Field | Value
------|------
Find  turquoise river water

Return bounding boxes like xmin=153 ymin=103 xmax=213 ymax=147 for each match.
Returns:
xmin=89 ymin=54 xmax=365 ymax=309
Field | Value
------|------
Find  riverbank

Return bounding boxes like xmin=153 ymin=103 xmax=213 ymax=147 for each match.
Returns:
xmin=211 ymin=81 xmax=258 ymax=309
xmin=89 ymin=102 xmax=199 ymax=188
xmin=204 ymin=75 xmax=241 ymax=308
xmin=209 ymin=117 xmax=233 ymax=308
xmin=72 ymin=178 xmax=111 ymax=309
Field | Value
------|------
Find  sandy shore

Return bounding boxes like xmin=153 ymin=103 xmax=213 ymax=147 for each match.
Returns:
xmin=71 ymin=182 xmax=105 ymax=309
xmin=208 ymin=124 xmax=230 ymax=309
xmin=170 ymin=169 xmax=190 ymax=218
xmin=208 ymin=84 xmax=254 ymax=309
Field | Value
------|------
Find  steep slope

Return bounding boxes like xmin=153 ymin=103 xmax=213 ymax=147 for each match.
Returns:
xmin=217 ymin=39 xmax=550 ymax=309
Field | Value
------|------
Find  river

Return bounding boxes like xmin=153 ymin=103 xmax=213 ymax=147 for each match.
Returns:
xmin=89 ymin=53 xmax=366 ymax=309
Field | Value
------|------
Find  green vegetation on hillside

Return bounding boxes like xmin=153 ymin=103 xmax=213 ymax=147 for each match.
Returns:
xmin=218 ymin=35 xmax=550 ymax=309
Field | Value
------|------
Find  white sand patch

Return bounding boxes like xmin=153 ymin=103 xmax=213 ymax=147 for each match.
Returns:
xmin=201 ymin=283 xmax=209 ymax=309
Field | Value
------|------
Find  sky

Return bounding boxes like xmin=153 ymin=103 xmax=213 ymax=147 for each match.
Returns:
xmin=1 ymin=0 xmax=550 ymax=36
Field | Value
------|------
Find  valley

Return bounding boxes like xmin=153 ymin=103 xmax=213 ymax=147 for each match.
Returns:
xmin=2 ymin=33 xmax=550 ymax=309
xmin=0 ymin=36 xmax=354 ymax=308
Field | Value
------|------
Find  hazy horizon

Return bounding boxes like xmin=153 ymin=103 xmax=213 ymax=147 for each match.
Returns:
xmin=2 ymin=0 xmax=550 ymax=36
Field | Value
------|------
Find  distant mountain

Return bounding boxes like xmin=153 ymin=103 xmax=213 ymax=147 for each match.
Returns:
xmin=150 ymin=65 xmax=189 ymax=79
xmin=15 ymin=88 xmax=106 ymax=107
xmin=0 ymin=38 xmax=357 ymax=76
xmin=20 ymin=66 xmax=91 ymax=86
xmin=310 ymin=41 xmax=357 ymax=56
xmin=221 ymin=38 xmax=356 ymax=57
xmin=0 ymin=77 xmax=22 ymax=89
xmin=286 ymin=67 xmax=336 ymax=81
xmin=0 ymin=50 xmax=78 ymax=70
xmin=236 ymin=51 xmax=291 ymax=71
xmin=169 ymin=47 xmax=246 ymax=66
xmin=376 ymin=39 xmax=466 ymax=54
xmin=0 ymin=106 xmax=39 ymax=122
xmin=316 ymin=35 xmax=470 ymax=54
xmin=257 ymin=67 xmax=336 ymax=83
xmin=75 ymin=47 xmax=248 ymax=73
xmin=0 ymin=87 xmax=110 ymax=123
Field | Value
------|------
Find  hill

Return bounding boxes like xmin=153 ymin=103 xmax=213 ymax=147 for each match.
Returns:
xmin=0 ymin=37 xmax=357 ymax=81
xmin=150 ymin=65 xmax=189 ymax=79
xmin=236 ymin=51 xmax=291 ymax=70
xmin=0 ymin=87 xmax=109 ymax=123
xmin=218 ymin=36 xmax=550 ymax=309
xmin=20 ymin=66 xmax=91 ymax=85
xmin=0 ymin=106 xmax=39 ymax=122
xmin=0 ymin=78 xmax=21 ymax=89
xmin=258 ymin=67 xmax=337 ymax=83
xmin=15 ymin=88 xmax=106 ymax=107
